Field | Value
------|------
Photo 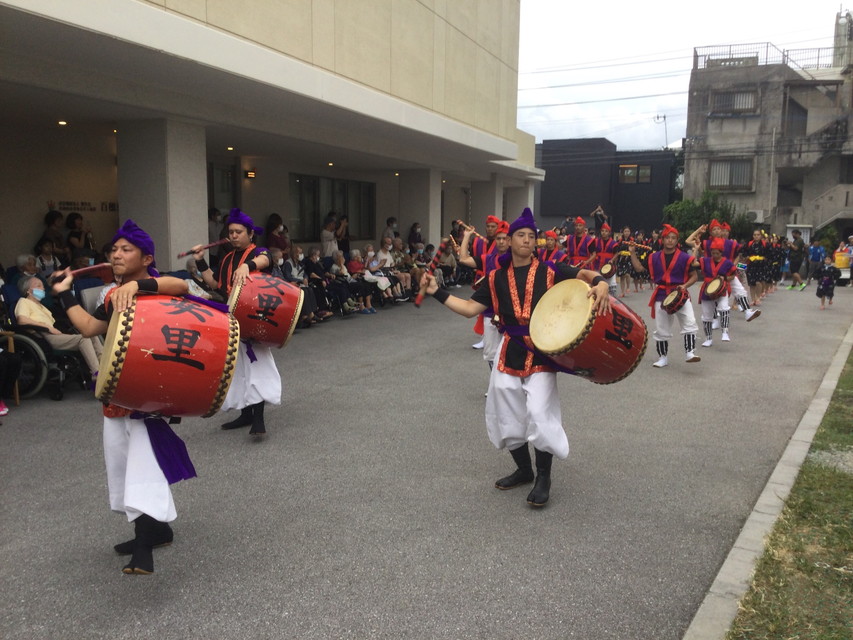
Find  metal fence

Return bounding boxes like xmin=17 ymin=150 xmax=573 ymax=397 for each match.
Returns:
xmin=694 ymin=43 xmax=842 ymax=79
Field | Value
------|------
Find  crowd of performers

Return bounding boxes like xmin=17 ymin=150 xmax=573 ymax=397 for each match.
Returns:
xmin=45 ymin=204 xmax=845 ymax=575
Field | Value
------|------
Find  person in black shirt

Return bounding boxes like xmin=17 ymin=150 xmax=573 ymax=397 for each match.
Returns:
xmin=420 ymin=208 xmax=609 ymax=508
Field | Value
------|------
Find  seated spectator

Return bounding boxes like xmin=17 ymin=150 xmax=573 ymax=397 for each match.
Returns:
xmin=331 ymin=250 xmax=374 ymax=314
xmin=185 ymin=258 xmax=224 ymax=301
xmin=304 ymin=246 xmax=354 ymax=314
xmin=15 ymin=275 xmax=102 ymax=384
xmin=265 ymin=213 xmax=290 ymax=260
xmin=13 ymin=254 xmax=58 ymax=309
xmin=438 ymin=246 xmax=460 ymax=288
xmin=421 ymin=243 xmax=445 ymax=287
xmin=349 ymin=247 xmax=391 ymax=304
xmin=364 ymin=243 xmax=401 ymax=301
xmin=66 ymin=212 xmax=97 ymax=262
xmin=410 ymin=242 xmax=427 ymax=290
xmin=376 ymin=236 xmax=407 ymax=301
xmin=407 ymin=222 xmax=423 ymax=253
xmin=390 ymin=237 xmax=414 ymax=298
xmin=34 ymin=238 xmax=61 ymax=280
xmin=282 ymin=244 xmax=324 ymax=325
xmin=41 ymin=209 xmax=69 ymax=266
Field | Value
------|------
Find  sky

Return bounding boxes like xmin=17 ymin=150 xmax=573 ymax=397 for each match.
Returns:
xmin=517 ymin=0 xmax=845 ymax=150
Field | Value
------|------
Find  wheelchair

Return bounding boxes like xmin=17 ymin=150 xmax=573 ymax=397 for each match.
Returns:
xmin=0 ymin=283 xmax=91 ymax=401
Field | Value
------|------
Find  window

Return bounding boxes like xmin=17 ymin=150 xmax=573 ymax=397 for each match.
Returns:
xmin=709 ymin=159 xmax=753 ymax=190
xmin=618 ymin=164 xmax=651 ymax=184
xmin=289 ymin=174 xmax=375 ymax=242
xmin=711 ymin=90 xmax=757 ymax=114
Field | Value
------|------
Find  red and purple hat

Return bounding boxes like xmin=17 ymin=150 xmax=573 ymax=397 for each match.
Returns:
xmin=111 ymin=219 xmax=159 ymax=277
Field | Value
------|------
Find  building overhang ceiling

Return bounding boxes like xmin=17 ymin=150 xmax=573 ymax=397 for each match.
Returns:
xmin=0 ymin=2 xmax=540 ymax=185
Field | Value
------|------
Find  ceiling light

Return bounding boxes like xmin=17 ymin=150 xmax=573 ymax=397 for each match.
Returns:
xmin=57 ymin=121 xmax=67 ymax=126
xmin=227 ymin=146 xmax=234 ymax=151
xmin=328 ymin=162 xmax=334 ymax=167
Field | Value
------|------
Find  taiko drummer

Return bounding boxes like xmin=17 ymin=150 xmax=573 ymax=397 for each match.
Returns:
xmin=698 ymin=238 xmax=738 ymax=348
xmin=629 ymin=223 xmax=701 ymax=367
xmin=420 ymin=207 xmax=610 ymax=508
xmin=193 ymin=208 xmax=280 ymax=437
xmin=52 ymin=220 xmax=193 ymax=575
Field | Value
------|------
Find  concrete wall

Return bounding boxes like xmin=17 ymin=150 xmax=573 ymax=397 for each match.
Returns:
xmin=141 ymin=0 xmax=520 ymax=142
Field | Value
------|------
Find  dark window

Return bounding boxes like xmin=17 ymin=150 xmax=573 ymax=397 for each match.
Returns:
xmin=711 ymin=91 xmax=757 ymax=115
xmin=289 ymin=174 xmax=375 ymax=242
xmin=618 ymin=164 xmax=651 ymax=184
xmin=709 ymin=159 xmax=753 ymax=190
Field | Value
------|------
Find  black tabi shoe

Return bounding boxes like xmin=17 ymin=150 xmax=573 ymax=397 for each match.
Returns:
xmin=248 ymin=401 xmax=266 ymax=437
xmin=114 ymin=521 xmax=173 ymax=555
xmin=526 ymin=449 xmax=553 ymax=508
xmin=221 ymin=406 xmax=253 ymax=430
xmin=494 ymin=445 xmax=534 ymax=490
xmin=122 ymin=514 xmax=158 ymax=575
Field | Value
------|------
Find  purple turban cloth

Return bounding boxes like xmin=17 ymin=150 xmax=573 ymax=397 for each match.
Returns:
xmin=508 ymin=207 xmax=538 ymax=237
xmin=111 ymin=219 xmax=159 ymax=277
xmin=226 ymin=208 xmax=263 ymax=235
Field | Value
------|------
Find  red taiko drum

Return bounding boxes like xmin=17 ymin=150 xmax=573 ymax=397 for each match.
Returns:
xmin=227 ymin=273 xmax=303 ymax=348
xmin=95 ymin=295 xmax=240 ymax=417
xmin=662 ymin=288 xmax=689 ymax=314
xmin=528 ymin=279 xmax=647 ymax=384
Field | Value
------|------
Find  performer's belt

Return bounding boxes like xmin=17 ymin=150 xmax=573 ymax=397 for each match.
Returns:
xmin=748 ymin=256 xmax=765 ymax=261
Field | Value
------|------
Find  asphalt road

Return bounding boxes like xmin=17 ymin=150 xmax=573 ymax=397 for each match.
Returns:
xmin=1 ymin=282 xmax=851 ymax=639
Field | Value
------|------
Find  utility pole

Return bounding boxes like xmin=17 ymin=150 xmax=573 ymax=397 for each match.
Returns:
xmin=654 ymin=114 xmax=669 ymax=148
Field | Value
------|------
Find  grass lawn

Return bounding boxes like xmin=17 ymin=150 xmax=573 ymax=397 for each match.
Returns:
xmin=726 ymin=352 xmax=853 ymax=639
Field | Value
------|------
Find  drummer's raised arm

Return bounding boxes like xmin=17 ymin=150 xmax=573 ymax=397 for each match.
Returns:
xmin=191 ymin=245 xmax=219 ymax=289
xmin=51 ymin=269 xmax=109 ymax=338
xmin=419 ymin=272 xmax=487 ymax=318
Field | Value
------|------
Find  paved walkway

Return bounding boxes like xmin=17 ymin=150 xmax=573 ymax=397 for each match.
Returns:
xmin=1 ymin=283 xmax=851 ymax=639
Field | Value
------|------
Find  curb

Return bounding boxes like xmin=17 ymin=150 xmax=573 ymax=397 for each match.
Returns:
xmin=682 ymin=319 xmax=853 ymax=640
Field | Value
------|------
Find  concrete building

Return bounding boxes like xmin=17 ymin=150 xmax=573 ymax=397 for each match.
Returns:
xmin=536 ymin=138 xmax=678 ymax=234
xmin=684 ymin=11 xmax=853 ymax=241
xmin=0 ymin=0 xmax=542 ymax=270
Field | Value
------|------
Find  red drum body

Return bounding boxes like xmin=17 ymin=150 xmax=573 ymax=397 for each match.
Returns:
xmin=704 ymin=276 xmax=726 ymax=300
xmin=599 ymin=263 xmax=615 ymax=279
xmin=528 ymin=279 xmax=647 ymax=384
xmin=95 ymin=295 xmax=239 ymax=417
xmin=227 ymin=273 xmax=303 ymax=348
xmin=662 ymin=288 xmax=689 ymax=314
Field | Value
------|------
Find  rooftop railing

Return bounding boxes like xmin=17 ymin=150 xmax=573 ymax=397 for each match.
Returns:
xmin=693 ymin=43 xmax=843 ymax=79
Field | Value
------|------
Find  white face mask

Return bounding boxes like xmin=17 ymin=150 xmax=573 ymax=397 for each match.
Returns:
xmin=277 ymin=258 xmax=284 ymax=266
xmin=367 ymin=251 xmax=375 ymax=258
xmin=297 ymin=253 xmax=304 ymax=261
xmin=278 ymin=225 xmax=284 ymax=233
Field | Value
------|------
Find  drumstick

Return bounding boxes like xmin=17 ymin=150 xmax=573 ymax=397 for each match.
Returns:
xmin=51 ymin=262 xmax=114 ymax=284
xmin=627 ymin=241 xmax=653 ymax=251
xmin=177 ymin=238 xmax=229 ymax=259
xmin=414 ymin=240 xmax=449 ymax=308
xmin=455 ymin=220 xmax=487 ymax=241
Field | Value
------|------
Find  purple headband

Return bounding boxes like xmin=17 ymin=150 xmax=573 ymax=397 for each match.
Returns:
xmin=226 ymin=208 xmax=263 ymax=235
xmin=111 ymin=219 xmax=159 ymax=277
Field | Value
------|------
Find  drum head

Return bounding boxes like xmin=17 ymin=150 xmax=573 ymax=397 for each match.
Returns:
xmin=226 ymin=279 xmax=243 ymax=313
xmin=529 ymin=279 xmax=594 ymax=354
xmin=663 ymin=290 xmax=679 ymax=306
xmin=706 ymin=278 xmax=722 ymax=296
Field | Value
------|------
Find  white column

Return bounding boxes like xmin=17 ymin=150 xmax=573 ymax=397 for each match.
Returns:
xmin=470 ymin=173 xmax=504 ymax=223
xmin=505 ymin=182 xmax=535 ymax=219
xmin=116 ymin=119 xmax=207 ymax=272
xmin=398 ymin=169 xmax=442 ymax=247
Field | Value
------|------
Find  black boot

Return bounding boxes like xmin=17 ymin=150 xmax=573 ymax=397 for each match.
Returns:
xmin=122 ymin=514 xmax=157 ymax=574
xmin=221 ymin=406 xmax=252 ymax=430
xmin=114 ymin=520 xmax=173 ymax=555
xmin=494 ymin=444 xmax=535 ymax=489
xmin=248 ymin=401 xmax=266 ymax=436
xmin=526 ymin=449 xmax=553 ymax=507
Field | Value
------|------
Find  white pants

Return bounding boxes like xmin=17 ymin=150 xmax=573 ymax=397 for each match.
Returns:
xmin=484 ymin=362 xmax=569 ymax=459
xmin=482 ymin=320 xmax=500 ymax=363
xmin=700 ymin=297 xmax=730 ymax=322
xmin=103 ymin=416 xmax=176 ymax=523
xmin=652 ymin=300 xmax=698 ymax=341
xmin=730 ymin=274 xmax=748 ymax=299
xmin=221 ymin=341 xmax=282 ymax=411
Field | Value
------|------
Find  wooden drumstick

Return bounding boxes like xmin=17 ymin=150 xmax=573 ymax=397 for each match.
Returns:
xmin=51 ymin=262 xmax=114 ymax=284
xmin=414 ymin=240 xmax=449 ymax=308
xmin=455 ymin=220 xmax=487 ymax=241
xmin=177 ymin=238 xmax=229 ymax=259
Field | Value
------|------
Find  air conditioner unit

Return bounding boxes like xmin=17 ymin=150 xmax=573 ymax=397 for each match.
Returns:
xmin=746 ymin=209 xmax=766 ymax=223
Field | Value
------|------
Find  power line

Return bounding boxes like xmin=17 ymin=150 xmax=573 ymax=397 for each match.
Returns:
xmin=518 ymin=91 xmax=688 ymax=109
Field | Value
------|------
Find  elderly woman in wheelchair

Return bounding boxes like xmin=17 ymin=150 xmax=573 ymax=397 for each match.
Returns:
xmin=14 ymin=275 xmax=102 ymax=385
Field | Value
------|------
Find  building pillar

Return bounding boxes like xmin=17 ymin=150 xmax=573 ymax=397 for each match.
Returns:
xmin=470 ymin=173 xmax=504 ymax=222
xmin=505 ymin=182 xmax=535 ymax=219
xmin=398 ymin=169 xmax=442 ymax=247
xmin=116 ymin=119 xmax=207 ymax=272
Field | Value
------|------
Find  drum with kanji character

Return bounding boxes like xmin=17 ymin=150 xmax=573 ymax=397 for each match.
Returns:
xmin=528 ymin=279 xmax=647 ymax=384
xmin=227 ymin=273 xmax=303 ymax=348
xmin=95 ymin=295 xmax=240 ymax=417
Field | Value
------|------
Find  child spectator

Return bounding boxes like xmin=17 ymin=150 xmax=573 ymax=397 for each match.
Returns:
xmin=815 ymin=255 xmax=841 ymax=310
